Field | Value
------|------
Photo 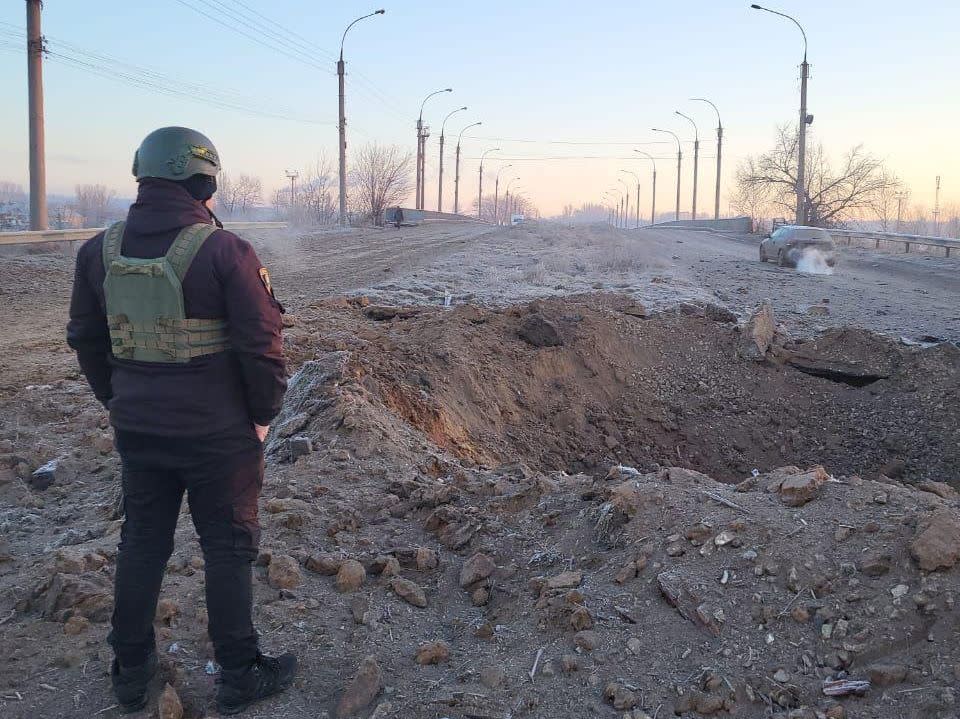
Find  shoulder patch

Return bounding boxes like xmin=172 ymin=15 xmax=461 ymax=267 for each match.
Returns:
xmin=258 ymin=267 xmax=273 ymax=295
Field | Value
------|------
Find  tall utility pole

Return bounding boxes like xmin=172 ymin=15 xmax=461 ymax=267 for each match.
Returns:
xmin=26 ymin=0 xmax=47 ymax=230
xmin=504 ymin=177 xmax=520 ymax=224
xmin=634 ymin=150 xmax=657 ymax=226
xmin=437 ymin=106 xmax=466 ymax=212
xmin=691 ymin=98 xmax=722 ymax=221
xmin=285 ymin=170 xmax=299 ymax=208
xmin=618 ymin=177 xmax=630 ymax=229
xmin=619 ymin=169 xmax=640 ymax=227
xmin=338 ymin=10 xmax=384 ymax=227
xmin=895 ymin=191 xmax=907 ymax=233
xmin=454 ymin=121 xmax=481 ymax=215
xmin=493 ymin=165 xmax=512 ymax=226
xmin=653 ymin=128 xmax=682 ymax=221
xmin=933 ymin=176 xmax=942 ymax=236
xmin=416 ymin=88 xmax=452 ymax=210
xmin=477 ymin=147 xmax=499 ymax=220
xmin=676 ymin=111 xmax=699 ymax=221
xmin=752 ymin=5 xmax=811 ymax=225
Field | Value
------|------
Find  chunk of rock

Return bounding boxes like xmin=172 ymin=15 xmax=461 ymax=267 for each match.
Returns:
xmin=41 ymin=573 xmax=113 ymax=623
xmin=573 ymin=630 xmax=599 ymax=651
xmin=518 ymin=314 xmax=563 ymax=348
xmin=415 ymin=547 xmax=439 ymax=571
xmin=336 ymin=560 xmax=366 ymax=592
xmin=779 ymin=466 xmax=829 ymax=507
xmin=739 ymin=300 xmax=776 ymax=359
xmin=336 ymin=655 xmax=382 ymax=718
xmin=459 ymin=552 xmax=495 ymax=588
xmin=910 ymin=510 xmax=960 ymax=571
xmin=267 ymin=554 xmax=302 ymax=590
xmin=53 ymin=548 xmax=87 ymax=575
xmin=390 ymin=577 xmax=427 ymax=608
xmin=415 ymin=641 xmax=450 ymax=665
xmin=604 ymin=682 xmax=638 ymax=710
xmin=306 ymin=553 xmax=343 ymax=575
xmin=288 ymin=435 xmax=313 ymax=459
xmin=547 ymin=570 xmax=582 ymax=590
xmin=158 ymin=683 xmax=183 ymax=719
xmin=869 ymin=663 xmax=908 ymax=687
xmin=155 ymin=598 xmax=179 ymax=625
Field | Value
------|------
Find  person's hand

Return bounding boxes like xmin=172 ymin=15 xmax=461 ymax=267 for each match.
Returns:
xmin=254 ymin=424 xmax=270 ymax=443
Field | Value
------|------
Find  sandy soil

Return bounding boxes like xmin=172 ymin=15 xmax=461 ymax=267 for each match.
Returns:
xmin=1 ymin=221 xmax=959 ymax=719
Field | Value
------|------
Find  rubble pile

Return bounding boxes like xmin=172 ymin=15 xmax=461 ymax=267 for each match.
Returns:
xmin=1 ymin=294 xmax=959 ymax=717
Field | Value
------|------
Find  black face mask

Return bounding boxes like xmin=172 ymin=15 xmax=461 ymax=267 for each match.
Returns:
xmin=177 ymin=174 xmax=217 ymax=202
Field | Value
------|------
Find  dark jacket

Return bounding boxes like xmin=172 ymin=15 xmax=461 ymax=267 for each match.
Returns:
xmin=67 ymin=179 xmax=286 ymax=437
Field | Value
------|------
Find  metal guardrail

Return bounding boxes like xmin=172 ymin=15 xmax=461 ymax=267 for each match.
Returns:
xmin=829 ymin=229 xmax=960 ymax=258
xmin=0 ymin=221 xmax=288 ymax=247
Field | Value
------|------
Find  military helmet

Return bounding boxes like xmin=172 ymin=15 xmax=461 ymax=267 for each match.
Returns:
xmin=132 ymin=126 xmax=221 ymax=181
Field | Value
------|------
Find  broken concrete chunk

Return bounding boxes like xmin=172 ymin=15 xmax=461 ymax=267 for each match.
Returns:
xmin=779 ymin=466 xmax=829 ymax=507
xmin=459 ymin=552 xmax=495 ymax=588
xmin=336 ymin=655 xmax=382 ymax=717
xmin=390 ymin=577 xmax=427 ymax=608
xmin=910 ymin=510 xmax=960 ymax=572
xmin=288 ymin=435 xmax=313 ymax=459
xmin=739 ymin=300 xmax=776 ymax=359
xmin=267 ymin=554 xmax=302 ymax=590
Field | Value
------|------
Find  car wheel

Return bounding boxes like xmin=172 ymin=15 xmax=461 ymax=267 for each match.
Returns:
xmin=777 ymin=249 xmax=788 ymax=267
xmin=759 ymin=246 xmax=766 ymax=262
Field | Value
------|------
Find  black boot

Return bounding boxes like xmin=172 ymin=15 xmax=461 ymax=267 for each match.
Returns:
xmin=216 ymin=652 xmax=298 ymax=715
xmin=110 ymin=650 xmax=158 ymax=713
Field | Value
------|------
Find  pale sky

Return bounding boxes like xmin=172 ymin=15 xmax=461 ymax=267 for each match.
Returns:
xmin=0 ymin=0 xmax=957 ymax=216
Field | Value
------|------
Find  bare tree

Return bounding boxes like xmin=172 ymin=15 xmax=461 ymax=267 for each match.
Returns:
xmin=0 ymin=181 xmax=27 ymax=205
xmin=74 ymin=184 xmax=116 ymax=227
xmin=735 ymin=126 xmax=899 ymax=228
xmin=299 ymin=156 xmax=336 ymax=225
xmin=218 ymin=173 xmax=262 ymax=216
xmin=350 ymin=143 xmax=413 ymax=226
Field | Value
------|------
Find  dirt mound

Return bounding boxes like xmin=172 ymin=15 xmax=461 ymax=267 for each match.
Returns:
xmin=282 ymin=294 xmax=959 ymax=485
xmin=3 ymin=293 xmax=960 ymax=718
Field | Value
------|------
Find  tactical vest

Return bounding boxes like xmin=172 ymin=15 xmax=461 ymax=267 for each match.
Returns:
xmin=101 ymin=221 xmax=229 ymax=363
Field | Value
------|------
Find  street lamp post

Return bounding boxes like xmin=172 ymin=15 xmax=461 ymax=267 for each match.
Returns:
xmin=454 ymin=121 xmax=481 ymax=215
xmin=478 ymin=148 xmax=499 ymax=220
xmin=606 ymin=188 xmax=622 ymax=227
xmin=634 ymin=150 xmax=657 ymax=225
xmin=652 ymin=128 xmax=682 ymax=221
xmin=619 ymin=169 xmax=640 ymax=228
xmin=751 ymin=4 xmax=810 ymax=225
xmin=338 ymin=9 xmax=385 ymax=226
xmin=505 ymin=177 xmax=520 ymax=224
xmin=617 ymin=177 xmax=631 ymax=229
xmin=494 ymin=165 xmax=513 ymax=226
xmin=438 ymin=106 xmax=467 ymax=212
xmin=416 ymin=87 xmax=452 ymax=210
xmin=603 ymin=191 xmax=617 ymax=226
xmin=675 ymin=111 xmax=699 ymax=221
xmin=691 ymin=98 xmax=722 ymax=221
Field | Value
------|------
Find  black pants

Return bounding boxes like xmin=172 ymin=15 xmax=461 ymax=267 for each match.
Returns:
xmin=108 ymin=429 xmax=264 ymax=670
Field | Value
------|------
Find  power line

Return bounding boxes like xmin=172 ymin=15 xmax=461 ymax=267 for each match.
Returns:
xmin=466 ymin=135 xmax=687 ymax=147
xmin=170 ymin=0 xmax=331 ymax=73
xmin=464 ymin=155 xmax=715 ymax=161
xmin=169 ymin=0 xmax=410 ymax=121
xmin=0 ymin=21 xmax=332 ymax=124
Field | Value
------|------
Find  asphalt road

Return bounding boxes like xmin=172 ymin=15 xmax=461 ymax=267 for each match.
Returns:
xmin=653 ymin=227 xmax=960 ymax=340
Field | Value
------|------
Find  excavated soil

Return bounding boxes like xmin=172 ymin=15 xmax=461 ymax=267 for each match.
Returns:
xmin=2 ymin=293 xmax=960 ymax=719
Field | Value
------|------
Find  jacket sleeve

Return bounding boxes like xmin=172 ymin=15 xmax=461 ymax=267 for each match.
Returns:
xmin=66 ymin=237 xmax=114 ymax=407
xmin=218 ymin=234 xmax=287 ymax=426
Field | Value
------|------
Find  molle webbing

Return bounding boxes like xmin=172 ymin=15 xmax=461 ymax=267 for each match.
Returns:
xmin=106 ymin=316 xmax=229 ymax=360
xmin=101 ymin=221 xmax=228 ymax=363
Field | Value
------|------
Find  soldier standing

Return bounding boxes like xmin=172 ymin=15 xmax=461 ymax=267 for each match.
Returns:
xmin=67 ymin=127 xmax=297 ymax=714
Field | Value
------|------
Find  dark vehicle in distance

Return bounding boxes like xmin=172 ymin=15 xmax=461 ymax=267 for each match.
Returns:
xmin=760 ymin=225 xmax=837 ymax=267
